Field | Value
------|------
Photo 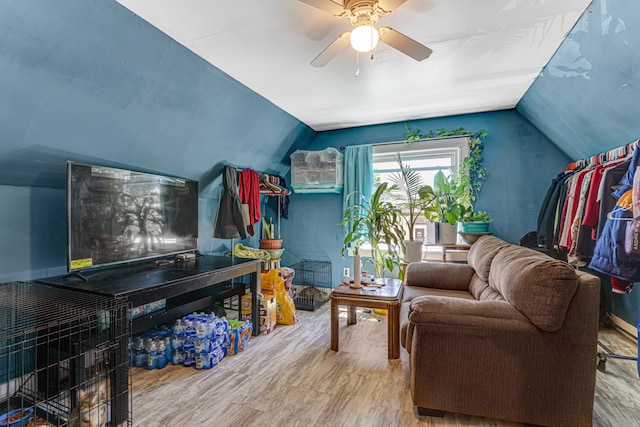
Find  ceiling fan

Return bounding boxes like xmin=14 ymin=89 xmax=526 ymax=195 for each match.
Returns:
xmin=299 ymin=0 xmax=432 ymax=67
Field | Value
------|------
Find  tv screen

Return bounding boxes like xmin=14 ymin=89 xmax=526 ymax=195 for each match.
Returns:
xmin=67 ymin=162 xmax=199 ymax=271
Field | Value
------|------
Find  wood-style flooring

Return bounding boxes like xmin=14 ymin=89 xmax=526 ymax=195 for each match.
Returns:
xmin=132 ymin=304 xmax=640 ymax=427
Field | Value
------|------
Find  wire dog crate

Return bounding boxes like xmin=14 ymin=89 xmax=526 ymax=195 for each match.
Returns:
xmin=290 ymin=261 xmax=332 ymax=311
xmin=0 ymin=282 xmax=131 ymax=426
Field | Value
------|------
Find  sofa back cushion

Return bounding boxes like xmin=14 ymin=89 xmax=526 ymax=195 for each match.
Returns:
xmin=488 ymin=245 xmax=579 ymax=332
xmin=469 ymin=275 xmax=504 ymax=301
xmin=468 ymin=235 xmax=511 ymax=282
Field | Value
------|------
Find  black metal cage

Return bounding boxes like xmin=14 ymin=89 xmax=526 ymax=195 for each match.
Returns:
xmin=0 ymin=282 xmax=131 ymax=426
xmin=290 ymin=261 xmax=332 ymax=311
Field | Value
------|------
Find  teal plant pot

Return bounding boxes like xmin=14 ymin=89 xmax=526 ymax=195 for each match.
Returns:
xmin=461 ymin=221 xmax=489 ymax=233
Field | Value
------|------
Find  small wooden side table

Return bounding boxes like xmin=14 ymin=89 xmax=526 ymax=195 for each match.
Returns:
xmin=330 ymin=278 xmax=403 ymax=359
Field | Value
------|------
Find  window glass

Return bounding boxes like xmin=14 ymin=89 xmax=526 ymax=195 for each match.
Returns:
xmin=371 ymin=137 xmax=470 ymax=243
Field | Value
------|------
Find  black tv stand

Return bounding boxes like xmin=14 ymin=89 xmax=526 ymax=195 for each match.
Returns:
xmin=63 ymin=271 xmax=89 ymax=282
xmin=38 ymin=256 xmax=262 ymax=336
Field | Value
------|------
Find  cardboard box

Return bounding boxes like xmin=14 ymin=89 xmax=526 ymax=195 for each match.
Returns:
xmin=241 ymin=293 xmax=276 ymax=334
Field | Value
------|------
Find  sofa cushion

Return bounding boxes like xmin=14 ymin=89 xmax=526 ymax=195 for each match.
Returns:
xmin=400 ymin=285 xmax=475 ymax=353
xmin=467 ymin=235 xmax=511 ymax=282
xmin=402 ymin=284 xmax=474 ymax=304
xmin=468 ymin=275 xmax=504 ymax=301
xmin=488 ymin=245 xmax=579 ymax=332
xmin=405 ymin=262 xmax=474 ymax=290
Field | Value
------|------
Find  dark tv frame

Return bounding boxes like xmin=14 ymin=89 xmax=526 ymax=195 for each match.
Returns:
xmin=66 ymin=161 xmax=199 ymax=274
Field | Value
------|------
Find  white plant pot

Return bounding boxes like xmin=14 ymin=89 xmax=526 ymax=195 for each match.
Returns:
xmin=404 ymin=240 xmax=424 ymax=263
xmin=438 ymin=222 xmax=457 ymax=244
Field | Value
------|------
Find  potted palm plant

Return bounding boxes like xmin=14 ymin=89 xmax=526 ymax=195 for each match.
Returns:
xmin=420 ymin=170 xmax=468 ymax=244
xmin=389 ymin=154 xmax=435 ymax=262
xmin=341 ymin=182 xmax=405 ymax=279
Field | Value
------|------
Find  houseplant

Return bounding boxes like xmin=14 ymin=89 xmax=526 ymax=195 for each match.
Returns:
xmin=461 ymin=209 xmax=493 ymax=233
xmin=389 ymin=154 xmax=435 ymax=262
xmin=404 ymin=125 xmax=488 ymax=207
xmin=260 ymin=217 xmax=282 ymax=249
xmin=341 ymin=182 xmax=405 ymax=279
xmin=420 ymin=170 xmax=468 ymax=244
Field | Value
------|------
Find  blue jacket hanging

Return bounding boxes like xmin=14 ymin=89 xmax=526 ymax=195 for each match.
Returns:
xmin=612 ymin=147 xmax=640 ymax=199
xmin=589 ymin=190 xmax=640 ymax=282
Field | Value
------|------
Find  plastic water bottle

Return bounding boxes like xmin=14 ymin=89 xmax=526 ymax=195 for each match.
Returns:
xmin=210 ymin=346 xmax=225 ymax=368
xmin=172 ymin=350 xmax=185 ymax=365
xmin=183 ymin=351 xmax=196 ymax=367
xmin=195 ymin=321 xmax=207 ymax=339
xmin=196 ymin=352 xmax=212 ymax=370
xmin=131 ymin=337 xmax=147 ymax=368
xmin=173 ymin=319 xmax=185 ymax=336
xmin=182 ymin=337 xmax=195 ymax=353
xmin=184 ymin=321 xmax=196 ymax=338
xmin=155 ymin=339 xmax=168 ymax=369
xmin=146 ymin=341 xmax=157 ymax=370
xmin=195 ymin=338 xmax=210 ymax=354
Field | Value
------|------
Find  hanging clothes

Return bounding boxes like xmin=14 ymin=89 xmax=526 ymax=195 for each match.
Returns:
xmin=580 ymin=161 xmax=625 ymax=240
xmin=279 ymin=177 xmax=290 ymax=219
xmin=612 ymin=146 xmax=640 ymax=199
xmin=238 ymin=169 xmax=261 ymax=236
xmin=537 ymin=170 xmax=575 ymax=249
xmin=595 ymin=161 xmax=629 ymax=239
xmin=589 ymin=189 xmax=640 ymax=287
xmin=214 ymin=166 xmax=247 ymax=240
xmin=559 ymin=170 xmax=587 ymax=250
xmin=589 ymin=148 xmax=640 ymax=288
xmin=568 ymin=170 xmax=595 ymax=261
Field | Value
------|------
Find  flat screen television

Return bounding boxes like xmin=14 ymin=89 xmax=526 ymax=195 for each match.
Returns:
xmin=67 ymin=162 xmax=199 ymax=272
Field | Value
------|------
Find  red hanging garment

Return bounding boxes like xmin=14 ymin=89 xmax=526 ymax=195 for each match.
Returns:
xmin=238 ymin=169 xmax=261 ymax=236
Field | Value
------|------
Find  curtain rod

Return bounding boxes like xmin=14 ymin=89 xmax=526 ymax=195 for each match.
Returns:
xmin=338 ymin=134 xmax=473 ymax=151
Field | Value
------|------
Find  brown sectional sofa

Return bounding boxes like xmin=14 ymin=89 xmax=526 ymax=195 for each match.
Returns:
xmin=400 ymin=235 xmax=600 ymax=426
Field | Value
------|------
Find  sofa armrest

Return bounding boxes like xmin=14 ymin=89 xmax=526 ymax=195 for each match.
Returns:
xmin=408 ymin=296 xmax=534 ymax=331
xmin=406 ymin=262 xmax=475 ymax=291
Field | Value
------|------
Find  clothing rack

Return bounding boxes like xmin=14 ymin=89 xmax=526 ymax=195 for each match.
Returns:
xmin=567 ymin=139 xmax=639 ymax=171
xmin=566 ymin=139 xmax=640 ymax=376
xmin=212 ymin=165 xmax=290 ymax=252
xmin=536 ymin=140 xmax=640 ymax=375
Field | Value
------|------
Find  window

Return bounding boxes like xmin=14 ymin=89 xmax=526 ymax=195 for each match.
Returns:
xmin=373 ymin=137 xmax=469 ymax=189
xmin=373 ymin=136 xmax=470 ymax=244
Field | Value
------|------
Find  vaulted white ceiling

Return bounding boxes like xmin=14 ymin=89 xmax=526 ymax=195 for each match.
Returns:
xmin=116 ymin=0 xmax=592 ymax=131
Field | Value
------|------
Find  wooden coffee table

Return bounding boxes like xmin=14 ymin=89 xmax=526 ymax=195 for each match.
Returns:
xmin=330 ymin=278 xmax=404 ymax=359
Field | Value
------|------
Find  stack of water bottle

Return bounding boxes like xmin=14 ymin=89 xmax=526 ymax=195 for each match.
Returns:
xmin=130 ymin=328 xmax=172 ymax=370
xmin=130 ymin=312 xmax=252 ymax=371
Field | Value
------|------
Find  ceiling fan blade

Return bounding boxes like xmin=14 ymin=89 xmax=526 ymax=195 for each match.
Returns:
xmin=311 ymin=32 xmax=351 ymax=67
xmin=298 ymin=0 xmax=346 ymax=17
xmin=379 ymin=27 xmax=432 ymax=61
xmin=376 ymin=0 xmax=408 ymax=13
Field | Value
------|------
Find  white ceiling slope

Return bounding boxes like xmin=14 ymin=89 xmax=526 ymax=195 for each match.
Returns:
xmin=116 ymin=0 xmax=592 ymax=132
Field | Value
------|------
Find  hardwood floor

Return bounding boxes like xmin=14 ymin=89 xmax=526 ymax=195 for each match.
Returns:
xmin=132 ymin=304 xmax=639 ymax=427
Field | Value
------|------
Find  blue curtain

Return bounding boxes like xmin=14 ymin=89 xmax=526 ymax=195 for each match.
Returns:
xmin=342 ymin=145 xmax=373 ymax=224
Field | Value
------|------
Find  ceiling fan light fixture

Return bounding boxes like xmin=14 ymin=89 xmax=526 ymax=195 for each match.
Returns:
xmin=350 ymin=24 xmax=379 ymax=52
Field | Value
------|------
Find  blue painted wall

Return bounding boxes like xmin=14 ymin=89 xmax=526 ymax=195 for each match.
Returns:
xmin=2 ymin=0 xmax=637 ymax=331
xmin=518 ymin=0 xmax=640 ymax=160
xmin=281 ymin=110 xmax=571 ymax=285
xmin=0 ymin=0 xmax=313 ymax=281
xmin=518 ymin=0 xmax=640 ymax=328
